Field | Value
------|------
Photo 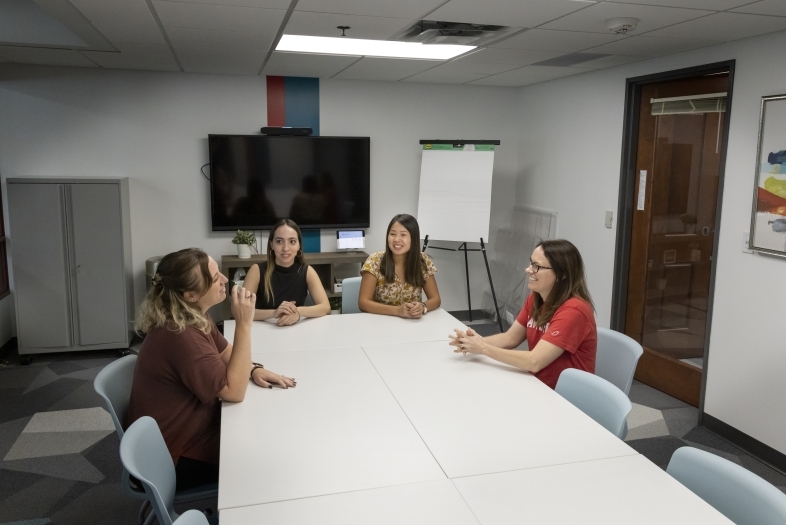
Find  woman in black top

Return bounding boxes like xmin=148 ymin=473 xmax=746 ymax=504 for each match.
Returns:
xmin=244 ymin=219 xmax=331 ymax=326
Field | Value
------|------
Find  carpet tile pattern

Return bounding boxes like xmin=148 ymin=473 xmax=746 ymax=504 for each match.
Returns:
xmin=0 ymin=342 xmax=784 ymax=524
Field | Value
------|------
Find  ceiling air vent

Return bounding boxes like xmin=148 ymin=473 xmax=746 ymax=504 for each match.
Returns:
xmin=392 ymin=21 xmax=516 ymax=47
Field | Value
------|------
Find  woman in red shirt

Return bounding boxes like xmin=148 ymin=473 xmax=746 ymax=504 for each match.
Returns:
xmin=449 ymin=239 xmax=596 ymax=389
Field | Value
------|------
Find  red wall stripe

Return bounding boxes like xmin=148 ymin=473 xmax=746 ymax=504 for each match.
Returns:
xmin=266 ymin=76 xmax=286 ymax=126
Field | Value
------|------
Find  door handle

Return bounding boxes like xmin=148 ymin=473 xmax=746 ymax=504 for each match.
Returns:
xmin=701 ymin=226 xmax=710 ymax=236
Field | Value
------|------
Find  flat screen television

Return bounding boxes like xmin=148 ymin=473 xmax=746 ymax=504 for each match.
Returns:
xmin=209 ymin=135 xmax=370 ymax=231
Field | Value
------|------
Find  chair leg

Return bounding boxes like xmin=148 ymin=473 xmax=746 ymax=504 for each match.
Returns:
xmin=142 ymin=505 xmax=158 ymax=525
xmin=137 ymin=500 xmax=151 ymax=525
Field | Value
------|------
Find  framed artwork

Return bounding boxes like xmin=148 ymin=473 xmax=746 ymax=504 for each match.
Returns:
xmin=750 ymin=94 xmax=786 ymax=257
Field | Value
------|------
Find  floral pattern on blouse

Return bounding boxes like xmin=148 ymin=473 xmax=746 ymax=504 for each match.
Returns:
xmin=361 ymin=251 xmax=437 ymax=306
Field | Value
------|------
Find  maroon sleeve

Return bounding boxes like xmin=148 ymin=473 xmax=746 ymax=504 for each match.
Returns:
xmin=540 ymin=301 xmax=594 ymax=354
xmin=516 ymin=294 xmax=534 ymax=327
xmin=177 ymin=326 xmax=229 ymax=404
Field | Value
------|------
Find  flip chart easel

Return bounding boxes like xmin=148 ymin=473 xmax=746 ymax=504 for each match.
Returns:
xmin=417 ymin=140 xmax=503 ymax=331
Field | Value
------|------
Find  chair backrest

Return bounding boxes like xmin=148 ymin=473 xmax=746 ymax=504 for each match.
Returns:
xmin=595 ymin=328 xmax=643 ymax=396
xmin=341 ymin=277 xmax=362 ymax=314
xmin=667 ymin=447 xmax=786 ymax=525
xmin=120 ymin=416 xmax=179 ymax=525
xmin=174 ymin=510 xmax=209 ymax=525
xmin=555 ymin=368 xmax=632 ymax=439
xmin=93 ymin=354 xmax=137 ymax=439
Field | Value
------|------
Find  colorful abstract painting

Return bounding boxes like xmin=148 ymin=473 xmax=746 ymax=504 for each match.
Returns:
xmin=750 ymin=95 xmax=786 ymax=257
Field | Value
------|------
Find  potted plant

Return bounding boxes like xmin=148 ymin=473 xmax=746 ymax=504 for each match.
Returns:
xmin=232 ymin=230 xmax=257 ymax=259
xmin=329 ymin=296 xmax=342 ymax=315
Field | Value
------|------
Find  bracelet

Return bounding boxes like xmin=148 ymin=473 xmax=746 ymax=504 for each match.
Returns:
xmin=421 ymin=302 xmax=428 ymax=314
xmin=250 ymin=362 xmax=264 ymax=380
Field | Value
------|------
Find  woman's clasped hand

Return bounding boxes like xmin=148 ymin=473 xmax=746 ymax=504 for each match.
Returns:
xmin=448 ymin=327 xmax=485 ymax=356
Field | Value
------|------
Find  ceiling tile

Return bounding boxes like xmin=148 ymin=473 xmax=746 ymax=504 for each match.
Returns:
xmin=730 ymin=0 xmax=786 ymax=16
xmin=541 ymin=2 xmax=713 ymax=34
xmin=426 ymin=0 xmax=591 ymax=28
xmin=491 ymin=29 xmax=623 ymax=53
xmin=157 ymin=0 xmax=291 ymax=8
xmin=0 ymin=46 xmax=98 ymax=67
xmin=262 ymin=51 xmax=359 ymax=77
xmin=69 ymin=0 xmax=166 ymax=45
xmin=0 ymin=0 xmax=87 ymax=47
xmin=645 ymin=11 xmax=786 ymax=41
xmin=294 ymin=0 xmax=445 ymax=20
xmin=334 ymin=67 xmax=423 ymax=81
xmin=571 ymin=53 xmax=646 ymax=69
xmin=585 ymin=35 xmax=720 ymax=56
xmin=80 ymin=42 xmax=179 ymax=71
xmin=152 ymin=1 xmax=285 ymax=33
xmin=333 ymin=56 xmax=440 ymax=73
xmin=401 ymin=69 xmax=489 ymax=84
xmin=610 ymin=0 xmax=753 ymax=10
xmin=284 ymin=11 xmax=414 ymax=40
xmin=177 ymin=46 xmax=265 ymax=74
xmin=433 ymin=60 xmax=521 ymax=75
xmin=166 ymin=26 xmax=274 ymax=50
xmin=456 ymin=47 xmax=562 ymax=66
xmin=467 ymin=65 xmax=584 ymax=86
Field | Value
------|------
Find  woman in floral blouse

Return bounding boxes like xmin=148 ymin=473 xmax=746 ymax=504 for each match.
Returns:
xmin=359 ymin=214 xmax=441 ymax=318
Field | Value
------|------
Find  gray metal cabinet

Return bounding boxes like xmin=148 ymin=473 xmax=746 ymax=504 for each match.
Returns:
xmin=7 ymin=178 xmax=133 ymax=357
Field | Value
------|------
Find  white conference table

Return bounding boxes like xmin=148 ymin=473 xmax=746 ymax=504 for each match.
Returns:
xmin=219 ymin=312 xmax=732 ymax=524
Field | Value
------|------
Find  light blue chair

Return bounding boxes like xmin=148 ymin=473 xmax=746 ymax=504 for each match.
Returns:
xmin=595 ymin=327 xmax=643 ymax=396
xmin=341 ymin=276 xmax=362 ymax=314
xmin=667 ymin=446 xmax=786 ymax=525
xmin=555 ymin=368 xmax=632 ymax=439
xmin=94 ymin=356 xmax=217 ymax=525
xmin=120 ymin=416 xmax=185 ymax=525
xmin=174 ymin=510 xmax=209 ymax=525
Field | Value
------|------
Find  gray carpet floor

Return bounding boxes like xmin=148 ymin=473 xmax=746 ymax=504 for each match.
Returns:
xmin=1 ymin=329 xmax=784 ymax=524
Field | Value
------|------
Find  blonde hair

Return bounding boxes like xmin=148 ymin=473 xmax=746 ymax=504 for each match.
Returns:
xmin=263 ymin=219 xmax=306 ymax=304
xmin=135 ymin=248 xmax=213 ymax=334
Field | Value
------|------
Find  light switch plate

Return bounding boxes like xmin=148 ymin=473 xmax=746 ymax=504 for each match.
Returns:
xmin=605 ymin=210 xmax=613 ymax=228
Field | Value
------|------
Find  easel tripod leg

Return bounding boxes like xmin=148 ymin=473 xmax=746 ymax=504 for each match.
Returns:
xmin=462 ymin=243 xmax=472 ymax=322
xmin=480 ymin=238 xmax=504 ymax=332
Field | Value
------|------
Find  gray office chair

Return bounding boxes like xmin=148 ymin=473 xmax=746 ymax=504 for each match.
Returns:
xmin=667 ymin=446 xmax=786 ymax=525
xmin=94 ymin=356 xmax=217 ymax=525
xmin=595 ymin=327 xmax=643 ymax=396
xmin=555 ymin=368 xmax=632 ymax=439
xmin=341 ymin=276 xmax=362 ymax=314
xmin=174 ymin=510 xmax=209 ymax=525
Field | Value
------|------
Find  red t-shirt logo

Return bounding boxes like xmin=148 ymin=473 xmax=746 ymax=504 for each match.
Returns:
xmin=551 ymin=330 xmax=560 ymax=336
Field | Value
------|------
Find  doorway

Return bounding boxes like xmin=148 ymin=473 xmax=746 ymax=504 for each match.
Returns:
xmin=612 ymin=62 xmax=734 ymax=408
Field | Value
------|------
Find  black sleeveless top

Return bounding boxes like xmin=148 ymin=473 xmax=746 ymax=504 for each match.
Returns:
xmin=254 ymin=262 xmax=309 ymax=310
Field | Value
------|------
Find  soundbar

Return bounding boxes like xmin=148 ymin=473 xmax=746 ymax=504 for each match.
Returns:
xmin=260 ymin=127 xmax=313 ymax=136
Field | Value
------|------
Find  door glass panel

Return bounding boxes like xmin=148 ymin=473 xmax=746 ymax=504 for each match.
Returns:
xmin=641 ymin=111 xmax=724 ymax=364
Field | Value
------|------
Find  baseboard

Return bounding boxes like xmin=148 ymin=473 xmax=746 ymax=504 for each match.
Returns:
xmin=702 ymin=413 xmax=786 ymax=475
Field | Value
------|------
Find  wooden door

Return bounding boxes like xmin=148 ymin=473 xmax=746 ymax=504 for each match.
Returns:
xmin=625 ymin=74 xmax=729 ymax=406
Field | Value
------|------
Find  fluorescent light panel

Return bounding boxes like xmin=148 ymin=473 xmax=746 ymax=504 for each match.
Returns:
xmin=277 ymin=35 xmax=474 ymax=60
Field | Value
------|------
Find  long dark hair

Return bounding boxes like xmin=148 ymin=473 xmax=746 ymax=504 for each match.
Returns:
xmin=380 ymin=214 xmax=426 ymax=287
xmin=136 ymin=248 xmax=213 ymax=334
xmin=264 ymin=219 xmax=306 ymax=303
xmin=531 ymin=239 xmax=594 ymax=327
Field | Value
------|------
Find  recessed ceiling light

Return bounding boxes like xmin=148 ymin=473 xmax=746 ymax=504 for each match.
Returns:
xmin=276 ymin=35 xmax=475 ymax=60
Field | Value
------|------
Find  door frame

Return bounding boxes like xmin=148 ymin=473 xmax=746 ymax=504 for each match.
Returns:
xmin=610 ymin=60 xmax=736 ymax=419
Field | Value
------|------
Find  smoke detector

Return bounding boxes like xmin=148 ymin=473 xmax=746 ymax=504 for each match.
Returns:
xmin=605 ymin=17 xmax=639 ymax=35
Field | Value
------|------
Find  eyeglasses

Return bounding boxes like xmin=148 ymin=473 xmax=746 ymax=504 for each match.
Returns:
xmin=529 ymin=259 xmax=553 ymax=273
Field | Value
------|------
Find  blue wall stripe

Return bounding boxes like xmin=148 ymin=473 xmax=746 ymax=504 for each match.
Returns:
xmin=283 ymin=77 xmax=320 ymax=136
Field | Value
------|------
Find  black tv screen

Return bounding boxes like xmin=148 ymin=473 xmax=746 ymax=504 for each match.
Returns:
xmin=209 ymin=135 xmax=370 ymax=231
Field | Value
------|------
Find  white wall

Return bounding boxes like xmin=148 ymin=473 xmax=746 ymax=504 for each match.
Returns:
xmin=515 ymin=29 xmax=786 ymax=455
xmin=0 ymin=65 xmax=518 ymax=327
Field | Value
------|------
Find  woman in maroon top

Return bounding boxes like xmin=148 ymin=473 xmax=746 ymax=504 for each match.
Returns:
xmin=449 ymin=239 xmax=596 ymax=389
xmin=126 ymin=248 xmax=295 ymax=489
